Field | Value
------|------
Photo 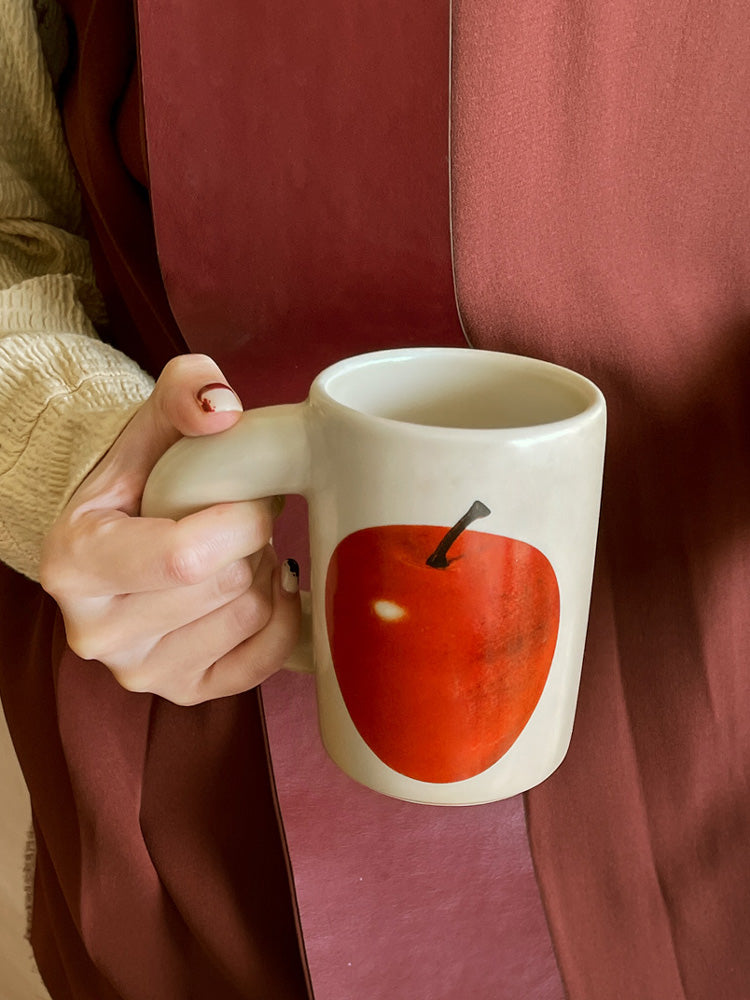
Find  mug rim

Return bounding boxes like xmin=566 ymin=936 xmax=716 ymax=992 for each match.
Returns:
xmin=309 ymin=346 xmax=606 ymax=438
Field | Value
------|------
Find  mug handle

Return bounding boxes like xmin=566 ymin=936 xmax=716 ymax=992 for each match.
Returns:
xmin=284 ymin=591 xmax=315 ymax=674
xmin=141 ymin=402 xmax=316 ymax=675
xmin=141 ymin=402 xmax=310 ymax=519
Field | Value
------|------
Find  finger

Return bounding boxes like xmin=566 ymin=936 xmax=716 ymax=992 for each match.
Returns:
xmin=66 ymin=553 xmax=264 ymax=663
xmin=189 ymin=559 xmax=302 ymax=703
xmin=78 ymin=355 xmax=244 ymax=508
xmin=112 ymin=550 xmax=266 ymax=637
xmin=154 ymin=354 xmax=244 ymax=438
xmin=43 ymin=500 xmax=275 ymax=599
xmin=113 ymin=548 xmax=279 ymax=698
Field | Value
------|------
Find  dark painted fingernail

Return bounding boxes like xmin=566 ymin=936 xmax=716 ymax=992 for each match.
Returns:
xmin=197 ymin=383 xmax=242 ymax=413
xmin=281 ymin=559 xmax=300 ymax=594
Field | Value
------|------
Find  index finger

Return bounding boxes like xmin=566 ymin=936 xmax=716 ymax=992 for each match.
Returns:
xmin=63 ymin=499 xmax=276 ymax=597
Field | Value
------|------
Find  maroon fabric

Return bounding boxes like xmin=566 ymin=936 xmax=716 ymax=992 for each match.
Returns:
xmin=135 ymin=0 xmax=566 ymax=998
xmin=60 ymin=0 xmax=186 ymax=376
xmin=0 ymin=564 xmax=311 ymax=998
xmin=6 ymin=0 xmax=747 ymax=997
xmin=135 ymin=0 xmax=467 ymax=402
xmin=451 ymin=1 xmax=750 ymax=998
xmin=262 ymin=671 xmax=566 ymax=1000
xmin=0 ymin=1 xmax=311 ymax=997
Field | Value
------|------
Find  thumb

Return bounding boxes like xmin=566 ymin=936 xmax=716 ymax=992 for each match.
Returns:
xmin=100 ymin=355 xmax=244 ymax=499
xmin=150 ymin=354 xmax=244 ymax=439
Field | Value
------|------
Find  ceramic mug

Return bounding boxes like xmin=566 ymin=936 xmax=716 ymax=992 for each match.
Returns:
xmin=142 ymin=347 xmax=606 ymax=805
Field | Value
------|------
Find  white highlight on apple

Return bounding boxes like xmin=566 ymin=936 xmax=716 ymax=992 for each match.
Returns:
xmin=372 ymin=599 xmax=407 ymax=622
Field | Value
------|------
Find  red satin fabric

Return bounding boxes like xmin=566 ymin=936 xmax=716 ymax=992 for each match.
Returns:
xmin=135 ymin=0 xmax=467 ymax=399
xmin=261 ymin=673 xmax=566 ymax=1000
xmin=2 ymin=0 xmax=747 ymax=998
xmin=1 ymin=0 xmax=564 ymax=997
xmin=0 ymin=1 xmax=309 ymax=997
xmin=451 ymin=2 xmax=750 ymax=997
xmin=0 ymin=565 xmax=311 ymax=998
xmin=59 ymin=0 xmax=185 ymax=374
xmin=135 ymin=1 xmax=565 ymax=997
xmin=0 ymin=603 xmax=310 ymax=998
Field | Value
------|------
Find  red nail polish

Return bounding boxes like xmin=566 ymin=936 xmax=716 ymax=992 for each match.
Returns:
xmin=197 ymin=383 xmax=242 ymax=413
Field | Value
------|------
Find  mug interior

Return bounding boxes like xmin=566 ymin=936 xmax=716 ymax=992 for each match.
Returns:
xmin=318 ymin=349 xmax=599 ymax=430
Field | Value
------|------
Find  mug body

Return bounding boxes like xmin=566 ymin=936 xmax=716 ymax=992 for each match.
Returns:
xmin=303 ymin=348 xmax=606 ymax=805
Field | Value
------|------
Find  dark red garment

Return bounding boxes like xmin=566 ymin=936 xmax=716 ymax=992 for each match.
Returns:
xmin=4 ymin=0 xmax=563 ymax=997
xmin=1 ymin=0 xmax=309 ymax=997
xmin=58 ymin=0 xmax=186 ymax=374
xmin=0 ymin=571 xmax=309 ymax=997
xmin=135 ymin=0 xmax=750 ymax=996
xmin=134 ymin=1 xmax=566 ymax=998
xmin=1 ymin=0 xmax=748 ymax=997
xmin=450 ymin=3 xmax=750 ymax=997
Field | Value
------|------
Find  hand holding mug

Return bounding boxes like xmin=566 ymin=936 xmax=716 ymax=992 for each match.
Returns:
xmin=40 ymin=355 xmax=300 ymax=706
xmin=143 ymin=348 xmax=606 ymax=804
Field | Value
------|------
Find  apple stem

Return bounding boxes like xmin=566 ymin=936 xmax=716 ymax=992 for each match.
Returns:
xmin=426 ymin=500 xmax=491 ymax=569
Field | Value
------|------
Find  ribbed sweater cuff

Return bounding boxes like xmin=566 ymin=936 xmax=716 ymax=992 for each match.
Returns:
xmin=0 ymin=332 xmax=154 ymax=579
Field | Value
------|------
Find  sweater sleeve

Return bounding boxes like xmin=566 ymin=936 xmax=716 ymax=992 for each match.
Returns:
xmin=0 ymin=0 xmax=155 ymax=580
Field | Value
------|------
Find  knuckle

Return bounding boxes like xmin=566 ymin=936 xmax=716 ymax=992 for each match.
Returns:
xmin=159 ymin=354 xmax=214 ymax=393
xmin=160 ymin=354 xmax=196 ymax=380
xmin=169 ymin=689 xmax=204 ymax=708
xmin=66 ymin=621 xmax=123 ymax=665
xmin=111 ymin=659 xmax=161 ymax=695
xmin=216 ymin=558 xmax=253 ymax=598
xmin=65 ymin=626 xmax=102 ymax=663
xmin=38 ymin=558 xmax=64 ymax=598
xmin=163 ymin=545 xmax=207 ymax=587
xmin=239 ymin=647 xmax=286 ymax=689
xmin=115 ymin=672 xmax=154 ymax=695
xmin=230 ymin=591 xmax=272 ymax=636
xmin=39 ymin=538 xmax=73 ymax=598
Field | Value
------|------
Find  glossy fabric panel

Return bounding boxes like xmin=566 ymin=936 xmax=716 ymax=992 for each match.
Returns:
xmin=28 ymin=0 xmax=750 ymax=995
xmin=451 ymin=1 xmax=750 ymax=996
xmin=262 ymin=671 xmax=565 ymax=999
xmin=60 ymin=0 xmax=185 ymax=374
xmin=0 ymin=563 xmax=309 ymax=999
xmin=136 ymin=0 xmax=466 ymax=397
xmin=136 ymin=0 xmax=565 ymax=996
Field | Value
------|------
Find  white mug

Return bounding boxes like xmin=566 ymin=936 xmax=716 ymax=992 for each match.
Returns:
xmin=142 ymin=348 xmax=606 ymax=805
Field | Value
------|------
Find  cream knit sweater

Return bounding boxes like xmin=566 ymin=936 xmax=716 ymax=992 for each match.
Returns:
xmin=1 ymin=0 xmax=155 ymax=581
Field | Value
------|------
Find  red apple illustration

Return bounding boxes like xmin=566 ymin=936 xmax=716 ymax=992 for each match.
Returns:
xmin=324 ymin=502 xmax=560 ymax=783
